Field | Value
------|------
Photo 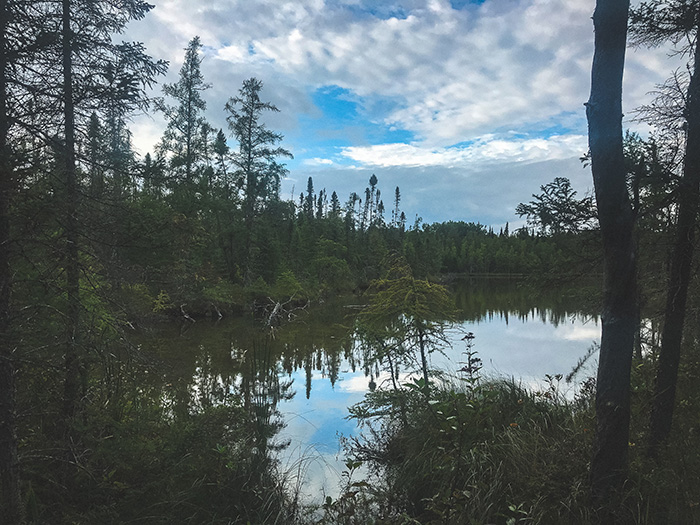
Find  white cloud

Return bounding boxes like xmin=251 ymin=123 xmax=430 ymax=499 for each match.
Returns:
xmin=122 ymin=0 xmax=685 ymax=225
xmin=240 ymin=0 xmax=595 ymax=143
xmin=304 ymin=157 xmax=336 ymax=166
xmin=559 ymin=323 xmax=600 ymax=342
xmin=340 ymin=134 xmax=587 ymax=168
xmin=127 ymin=0 xmax=679 ymax=149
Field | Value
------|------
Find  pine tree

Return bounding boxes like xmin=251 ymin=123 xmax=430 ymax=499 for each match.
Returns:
xmin=53 ymin=0 xmax=165 ymax=431
xmin=157 ymin=36 xmax=211 ymax=194
xmin=316 ymin=189 xmax=325 ymax=220
xmin=86 ymin=112 xmax=106 ymax=198
xmin=304 ymin=176 xmax=315 ymax=219
xmin=213 ymin=128 xmax=230 ymax=195
xmin=0 ymin=1 xmax=25 ymax=519
xmin=225 ymin=77 xmax=292 ymax=280
xmin=629 ymin=0 xmax=700 ymax=455
xmin=392 ymin=186 xmax=401 ymax=227
xmin=368 ymin=173 xmax=378 ymax=225
xmin=330 ymin=190 xmax=341 ymax=218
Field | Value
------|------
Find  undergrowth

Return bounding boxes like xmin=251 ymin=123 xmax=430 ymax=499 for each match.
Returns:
xmin=312 ymin=351 xmax=700 ymax=524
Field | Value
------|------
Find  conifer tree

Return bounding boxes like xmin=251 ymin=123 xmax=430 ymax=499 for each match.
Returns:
xmin=157 ymin=36 xmax=210 ymax=193
xmin=629 ymin=0 xmax=700 ymax=454
xmin=86 ymin=112 xmax=106 ymax=198
xmin=304 ymin=176 xmax=315 ymax=219
xmin=213 ymin=128 xmax=230 ymax=194
xmin=54 ymin=0 xmax=165 ymax=426
xmin=316 ymin=189 xmax=325 ymax=220
xmin=0 ymin=1 xmax=25 ymax=519
xmin=330 ymin=190 xmax=341 ymax=218
xmin=392 ymin=186 xmax=401 ymax=227
xmin=225 ymin=77 xmax=292 ymax=280
xmin=359 ymin=253 xmax=455 ymax=399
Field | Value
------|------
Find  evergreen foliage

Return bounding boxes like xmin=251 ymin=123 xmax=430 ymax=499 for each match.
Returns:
xmin=4 ymin=2 xmax=700 ymax=522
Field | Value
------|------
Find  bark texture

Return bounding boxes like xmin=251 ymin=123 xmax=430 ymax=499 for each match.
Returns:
xmin=586 ymin=0 xmax=636 ymax=501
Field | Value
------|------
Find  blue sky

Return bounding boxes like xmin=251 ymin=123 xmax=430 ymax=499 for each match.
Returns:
xmin=125 ymin=0 xmax=676 ymax=227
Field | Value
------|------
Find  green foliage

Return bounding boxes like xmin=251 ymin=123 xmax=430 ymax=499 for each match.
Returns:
xmin=516 ymin=177 xmax=598 ymax=236
xmin=201 ymin=278 xmax=245 ymax=305
xmin=7 ymin=4 xmax=675 ymax=522
xmin=357 ymin=253 xmax=455 ymax=396
xmin=321 ymin=320 xmax=700 ymax=525
xmin=360 ymin=254 xmax=455 ymax=332
xmin=272 ymin=270 xmax=304 ymax=300
xmin=335 ymin=370 xmax=596 ymax=524
xmin=156 ymin=35 xmax=211 ymax=194
xmin=152 ymin=289 xmax=173 ymax=313
xmin=22 ymin=385 xmax=297 ymax=523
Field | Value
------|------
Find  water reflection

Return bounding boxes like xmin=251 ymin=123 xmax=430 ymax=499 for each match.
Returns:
xmin=452 ymin=276 xmax=599 ymax=325
xmin=135 ymin=278 xmax=602 ymax=500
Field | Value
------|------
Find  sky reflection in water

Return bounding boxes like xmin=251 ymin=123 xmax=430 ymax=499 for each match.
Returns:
xmin=278 ymin=304 xmax=600 ymax=501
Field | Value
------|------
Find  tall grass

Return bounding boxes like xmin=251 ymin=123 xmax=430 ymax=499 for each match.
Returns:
xmin=313 ymin=366 xmax=700 ymax=525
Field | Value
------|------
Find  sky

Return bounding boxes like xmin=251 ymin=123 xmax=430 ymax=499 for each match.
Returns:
xmin=123 ymin=0 xmax=678 ymax=227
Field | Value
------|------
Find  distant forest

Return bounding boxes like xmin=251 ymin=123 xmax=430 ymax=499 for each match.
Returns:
xmin=6 ymin=31 xmax=608 ymax=323
xmin=1 ymin=1 xmax=697 ymax=523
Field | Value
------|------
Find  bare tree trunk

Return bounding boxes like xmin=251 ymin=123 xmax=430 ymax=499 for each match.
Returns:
xmin=0 ymin=0 xmax=22 ymax=520
xmin=418 ymin=325 xmax=430 ymax=399
xmin=649 ymin=31 xmax=700 ymax=455
xmin=586 ymin=0 xmax=636 ymax=502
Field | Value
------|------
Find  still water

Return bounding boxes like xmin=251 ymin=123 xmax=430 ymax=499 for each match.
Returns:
xmin=136 ymin=278 xmax=600 ymax=501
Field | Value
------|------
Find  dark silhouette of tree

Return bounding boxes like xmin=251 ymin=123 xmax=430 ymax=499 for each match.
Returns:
xmin=157 ymin=36 xmax=211 ymax=198
xmin=392 ymin=186 xmax=401 ymax=227
xmin=304 ymin=176 xmax=314 ymax=219
xmin=0 ymin=1 xmax=24 ymax=519
xmin=629 ymin=0 xmax=700 ymax=455
xmin=516 ymin=177 xmax=597 ymax=235
xmin=368 ymin=173 xmax=378 ymax=225
xmin=316 ymin=188 xmax=325 ymax=219
xmin=225 ymin=77 xmax=292 ymax=281
xmin=213 ymin=128 xmax=230 ymax=192
xmin=585 ymin=0 xmax=637 ymax=502
xmin=330 ymin=190 xmax=341 ymax=218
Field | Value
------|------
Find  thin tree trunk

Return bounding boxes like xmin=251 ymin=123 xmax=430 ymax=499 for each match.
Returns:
xmin=62 ymin=0 xmax=80 ymax=422
xmin=586 ymin=0 xmax=636 ymax=502
xmin=0 ymin=1 xmax=22 ymax=519
xmin=649 ymin=30 xmax=700 ymax=455
xmin=418 ymin=326 xmax=429 ymax=398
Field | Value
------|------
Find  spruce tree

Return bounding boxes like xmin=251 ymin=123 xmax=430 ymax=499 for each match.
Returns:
xmin=629 ymin=0 xmax=700 ymax=455
xmin=225 ymin=77 xmax=292 ymax=280
xmin=157 ymin=36 xmax=211 ymax=198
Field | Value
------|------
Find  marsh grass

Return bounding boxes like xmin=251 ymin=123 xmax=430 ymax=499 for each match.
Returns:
xmin=314 ymin=365 xmax=700 ymax=525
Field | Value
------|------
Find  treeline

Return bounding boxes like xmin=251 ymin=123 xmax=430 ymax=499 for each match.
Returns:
xmin=0 ymin=3 xmax=599 ymax=520
xmin=6 ymin=34 xmax=591 ymax=322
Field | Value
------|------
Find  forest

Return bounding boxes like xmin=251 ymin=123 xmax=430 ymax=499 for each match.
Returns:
xmin=2 ymin=0 xmax=700 ymax=524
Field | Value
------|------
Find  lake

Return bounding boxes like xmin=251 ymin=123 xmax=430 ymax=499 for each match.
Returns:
xmin=135 ymin=277 xmax=601 ymax=502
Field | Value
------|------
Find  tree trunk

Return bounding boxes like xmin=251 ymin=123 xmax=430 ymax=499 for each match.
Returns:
xmin=62 ymin=0 xmax=81 ymax=422
xmin=586 ymin=0 xmax=636 ymax=502
xmin=418 ymin=325 xmax=430 ymax=398
xmin=0 ymin=1 xmax=22 ymax=519
xmin=648 ymin=31 xmax=700 ymax=455
xmin=0 ymin=0 xmax=22 ymax=520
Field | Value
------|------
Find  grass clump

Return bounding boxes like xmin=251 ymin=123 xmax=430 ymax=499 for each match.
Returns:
xmin=320 ymin=375 xmax=595 ymax=525
xmin=313 ymin=344 xmax=700 ymax=525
